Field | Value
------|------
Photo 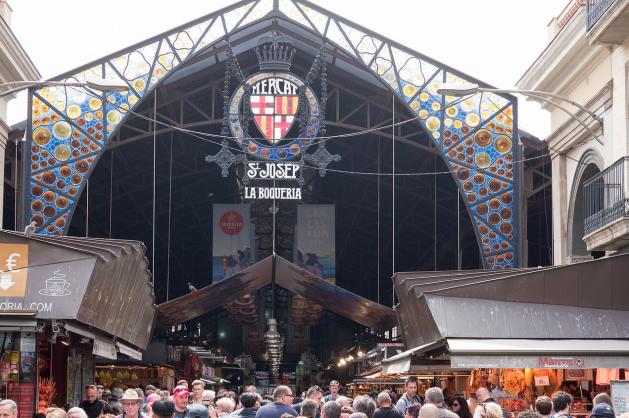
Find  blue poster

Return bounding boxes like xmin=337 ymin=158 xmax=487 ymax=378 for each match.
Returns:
xmin=295 ymin=205 xmax=335 ymax=282
xmin=212 ymin=204 xmax=253 ymax=282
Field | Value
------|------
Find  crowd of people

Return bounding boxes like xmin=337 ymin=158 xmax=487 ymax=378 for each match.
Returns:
xmin=0 ymin=376 xmax=626 ymax=418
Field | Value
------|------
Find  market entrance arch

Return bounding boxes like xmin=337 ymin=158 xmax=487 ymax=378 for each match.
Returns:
xmin=22 ymin=0 xmax=521 ymax=270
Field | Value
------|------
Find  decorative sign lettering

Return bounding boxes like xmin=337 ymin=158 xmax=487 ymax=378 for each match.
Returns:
xmin=538 ymin=357 xmax=584 ymax=368
xmin=205 ymin=32 xmax=340 ymax=199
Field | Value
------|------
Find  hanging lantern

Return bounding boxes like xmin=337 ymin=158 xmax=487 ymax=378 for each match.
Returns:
xmin=264 ymin=318 xmax=284 ymax=380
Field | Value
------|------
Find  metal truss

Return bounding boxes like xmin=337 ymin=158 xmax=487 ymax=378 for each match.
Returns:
xmin=23 ymin=0 xmax=521 ymax=268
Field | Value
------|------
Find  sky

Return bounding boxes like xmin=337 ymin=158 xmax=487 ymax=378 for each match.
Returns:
xmin=7 ymin=0 xmax=564 ymax=139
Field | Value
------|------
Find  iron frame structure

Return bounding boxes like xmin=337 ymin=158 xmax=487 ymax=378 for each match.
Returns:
xmin=22 ymin=0 xmax=522 ymax=268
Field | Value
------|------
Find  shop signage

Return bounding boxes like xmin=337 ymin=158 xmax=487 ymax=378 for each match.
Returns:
xmin=611 ymin=380 xmax=629 ymax=416
xmin=206 ymin=32 xmax=340 ymax=199
xmin=538 ymin=357 xmax=584 ymax=368
xmin=93 ymin=337 xmax=117 ymax=360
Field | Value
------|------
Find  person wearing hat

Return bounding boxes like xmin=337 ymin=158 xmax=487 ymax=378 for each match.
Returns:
xmin=590 ymin=403 xmax=615 ymax=418
xmin=172 ymin=386 xmax=191 ymax=418
xmin=116 ymin=389 xmax=146 ymax=418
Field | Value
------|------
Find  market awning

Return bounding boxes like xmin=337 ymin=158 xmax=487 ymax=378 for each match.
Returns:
xmin=382 ymin=338 xmax=629 ymax=372
xmin=158 ymin=255 xmax=397 ymax=332
xmin=392 ymin=253 xmax=629 ymax=369
xmin=0 ymin=230 xmax=156 ymax=350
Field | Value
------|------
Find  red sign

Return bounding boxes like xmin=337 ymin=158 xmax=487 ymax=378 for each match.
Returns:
xmin=219 ymin=211 xmax=244 ymax=235
xmin=8 ymin=383 xmax=35 ymax=418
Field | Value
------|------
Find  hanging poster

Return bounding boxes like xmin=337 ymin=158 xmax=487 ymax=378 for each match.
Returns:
xmin=212 ymin=204 xmax=253 ymax=282
xmin=295 ymin=205 xmax=335 ymax=282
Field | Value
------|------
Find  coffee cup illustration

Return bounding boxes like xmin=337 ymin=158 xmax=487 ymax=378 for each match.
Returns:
xmin=39 ymin=270 xmax=71 ymax=296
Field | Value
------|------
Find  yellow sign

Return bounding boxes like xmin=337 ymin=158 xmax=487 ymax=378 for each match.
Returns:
xmin=0 ymin=244 xmax=29 ymax=297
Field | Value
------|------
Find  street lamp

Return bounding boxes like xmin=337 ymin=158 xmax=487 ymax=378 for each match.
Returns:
xmin=436 ymin=83 xmax=603 ymax=144
xmin=0 ymin=78 xmax=129 ymax=99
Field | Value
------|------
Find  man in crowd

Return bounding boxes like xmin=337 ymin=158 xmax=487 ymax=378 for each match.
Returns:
xmin=80 ymin=385 xmax=105 ymax=418
xmin=593 ymin=394 xmax=613 ymax=407
xmin=395 ymin=377 xmax=422 ymax=415
xmin=337 ymin=397 xmax=352 ymax=409
xmin=590 ymin=403 xmax=615 ymax=418
xmin=353 ymin=396 xmax=376 ymax=418
xmin=552 ymin=392 xmax=573 ymax=418
xmin=373 ymin=392 xmax=403 ymax=418
xmin=118 ymin=389 xmax=144 ymax=418
xmin=177 ymin=380 xmax=189 ymax=389
xmin=0 ymin=400 xmax=17 ymax=418
xmin=244 ymin=386 xmax=258 ymax=394
xmin=173 ymin=386 xmax=191 ymax=418
xmin=234 ymin=393 xmax=260 ymax=418
xmin=255 ymin=386 xmax=298 ymax=418
xmin=191 ymin=380 xmax=205 ymax=405
xmin=152 ymin=399 xmax=176 ymax=418
xmin=301 ymin=400 xmax=320 ymax=418
xmin=321 ymin=402 xmax=342 ymax=418
xmin=424 ymin=388 xmax=457 ymax=418
xmin=534 ymin=396 xmax=552 ymax=418
xmin=324 ymin=382 xmax=341 ymax=403
xmin=418 ymin=405 xmax=440 ymax=418
xmin=294 ymin=386 xmax=324 ymax=415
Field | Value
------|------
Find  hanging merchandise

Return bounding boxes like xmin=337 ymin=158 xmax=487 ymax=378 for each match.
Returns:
xmin=264 ymin=318 xmax=284 ymax=380
xmin=502 ymin=369 xmax=526 ymax=395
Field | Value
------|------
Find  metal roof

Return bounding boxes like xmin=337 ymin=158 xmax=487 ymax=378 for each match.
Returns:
xmin=0 ymin=230 xmax=156 ymax=349
xmin=158 ymin=254 xmax=397 ymax=331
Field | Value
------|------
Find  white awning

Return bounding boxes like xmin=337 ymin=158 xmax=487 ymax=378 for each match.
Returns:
xmin=447 ymin=339 xmax=629 ymax=354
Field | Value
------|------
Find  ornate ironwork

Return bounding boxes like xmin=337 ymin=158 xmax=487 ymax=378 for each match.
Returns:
xmin=22 ymin=0 xmax=521 ymax=269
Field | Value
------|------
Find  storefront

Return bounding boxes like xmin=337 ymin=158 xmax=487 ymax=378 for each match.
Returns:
xmin=0 ymin=230 xmax=156 ymax=414
xmin=390 ymin=253 xmax=629 ymax=415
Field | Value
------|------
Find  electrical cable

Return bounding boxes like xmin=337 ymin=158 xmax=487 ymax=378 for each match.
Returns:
xmin=67 ymin=86 xmax=598 ymax=177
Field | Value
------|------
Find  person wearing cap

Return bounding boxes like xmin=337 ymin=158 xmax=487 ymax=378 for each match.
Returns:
xmin=590 ymin=403 xmax=615 ymax=418
xmin=117 ymin=389 xmax=146 ymax=418
xmin=324 ymin=382 xmax=341 ymax=403
xmin=80 ymin=385 xmax=105 ymax=418
xmin=172 ymin=386 xmax=191 ymax=418
xmin=145 ymin=394 xmax=162 ymax=416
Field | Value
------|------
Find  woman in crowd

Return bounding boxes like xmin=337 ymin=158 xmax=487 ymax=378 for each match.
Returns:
xmin=452 ymin=397 xmax=472 ymax=418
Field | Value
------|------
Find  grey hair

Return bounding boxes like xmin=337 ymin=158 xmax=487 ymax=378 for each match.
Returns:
xmin=376 ymin=392 xmax=391 ymax=406
xmin=322 ymin=401 xmax=342 ymax=418
xmin=336 ymin=396 xmax=352 ymax=407
xmin=67 ymin=408 xmax=88 ymax=418
xmin=353 ymin=396 xmax=376 ymax=418
xmin=202 ymin=390 xmax=216 ymax=402
xmin=350 ymin=414 xmax=368 ymax=418
xmin=0 ymin=400 xmax=17 ymax=413
xmin=425 ymin=388 xmax=444 ymax=405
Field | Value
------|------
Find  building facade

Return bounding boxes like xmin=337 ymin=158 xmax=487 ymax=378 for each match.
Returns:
xmin=0 ymin=0 xmax=39 ymax=227
xmin=518 ymin=0 xmax=629 ymax=265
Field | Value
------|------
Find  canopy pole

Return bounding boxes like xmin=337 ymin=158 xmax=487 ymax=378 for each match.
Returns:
xmin=152 ymin=90 xmax=157 ymax=284
xmin=166 ymin=131 xmax=173 ymax=301
xmin=392 ymin=93 xmax=395 ymax=307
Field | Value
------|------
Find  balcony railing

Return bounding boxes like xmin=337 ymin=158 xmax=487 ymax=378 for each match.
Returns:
xmin=586 ymin=0 xmax=615 ymax=29
xmin=583 ymin=157 xmax=629 ymax=235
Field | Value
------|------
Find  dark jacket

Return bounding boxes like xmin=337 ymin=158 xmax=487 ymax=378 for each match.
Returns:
xmin=374 ymin=407 xmax=404 ymax=418
xmin=255 ymin=402 xmax=298 ymax=418
xmin=80 ymin=400 xmax=105 ymax=418
xmin=234 ymin=407 xmax=259 ymax=418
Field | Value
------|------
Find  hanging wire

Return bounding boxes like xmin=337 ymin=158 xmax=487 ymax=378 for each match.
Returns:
xmin=391 ymin=93 xmax=396 ymax=307
xmin=166 ymin=131 xmax=173 ymax=301
xmin=152 ymin=91 xmax=157 ymax=285
xmin=67 ymin=86 xmax=592 ymax=177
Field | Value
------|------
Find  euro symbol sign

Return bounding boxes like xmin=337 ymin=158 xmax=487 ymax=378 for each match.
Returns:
xmin=5 ymin=253 xmax=21 ymax=271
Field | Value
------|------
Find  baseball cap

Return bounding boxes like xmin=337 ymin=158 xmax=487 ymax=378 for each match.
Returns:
xmin=172 ymin=385 xmax=190 ymax=398
xmin=591 ymin=403 xmax=615 ymax=418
